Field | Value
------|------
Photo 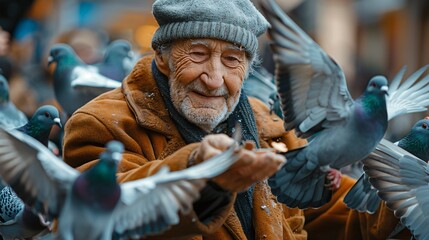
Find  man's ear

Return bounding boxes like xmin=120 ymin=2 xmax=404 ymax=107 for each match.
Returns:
xmin=154 ymin=50 xmax=170 ymax=76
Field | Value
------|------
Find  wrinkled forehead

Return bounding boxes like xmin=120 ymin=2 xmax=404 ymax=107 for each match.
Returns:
xmin=173 ymin=38 xmax=248 ymax=55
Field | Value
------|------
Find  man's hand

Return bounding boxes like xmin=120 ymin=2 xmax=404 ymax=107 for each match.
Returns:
xmin=193 ymin=134 xmax=286 ymax=193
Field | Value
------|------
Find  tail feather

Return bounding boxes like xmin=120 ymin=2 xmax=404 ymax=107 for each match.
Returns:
xmin=344 ymin=174 xmax=381 ymax=213
xmin=269 ymin=167 xmax=331 ymax=209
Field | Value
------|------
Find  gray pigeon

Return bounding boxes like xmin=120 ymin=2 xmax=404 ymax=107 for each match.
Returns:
xmin=48 ymin=44 xmax=121 ymax=115
xmin=345 ymin=118 xmax=429 ymax=214
xmin=0 ymin=74 xmax=28 ymax=130
xmin=0 ymin=105 xmax=62 ymax=239
xmin=16 ymin=105 xmax=62 ymax=147
xmin=361 ymin=139 xmax=429 ymax=240
xmin=0 ymin=128 xmax=240 ymax=240
xmin=260 ymin=0 xmax=429 ymax=209
xmin=95 ymin=39 xmax=135 ymax=81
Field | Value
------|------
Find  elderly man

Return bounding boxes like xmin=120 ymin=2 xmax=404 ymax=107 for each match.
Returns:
xmin=63 ymin=0 xmax=410 ymax=239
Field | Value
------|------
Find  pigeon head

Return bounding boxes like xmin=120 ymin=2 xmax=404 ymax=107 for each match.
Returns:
xmin=0 ymin=74 xmax=9 ymax=104
xmin=87 ymin=141 xmax=124 ymax=182
xmin=104 ymin=40 xmax=132 ymax=62
xmin=31 ymin=105 xmax=62 ymax=129
xmin=398 ymin=118 xmax=429 ymax=161
xmin=104 ymin=140 xmax=125 ymax=163
xmin=365 ymin=76 xmax=389 ymax=96
xmin=16 ymin=105 xmax=61 ymax=147
xmin=48 ymin=44 xmax=82 ymax=67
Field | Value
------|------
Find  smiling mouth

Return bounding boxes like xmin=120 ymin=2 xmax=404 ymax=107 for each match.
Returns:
xmin=192 ymin=91 xmax=226 ymax=98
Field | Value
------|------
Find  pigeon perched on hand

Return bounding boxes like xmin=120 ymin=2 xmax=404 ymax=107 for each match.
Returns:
xmin=94 ymin=39 xmax=135 ymax=82
xmin=261 ymin=0 xmax=429 ymax=209
xmin=345 ymin=118 xmax=429 ymax=214
xmin=0 ymin=74 xmax=28 ymax=130
xmin=0 ymin=128 xmax=240 ymax=240
xmin=48 ymin=44 xmax=121 ymax=115
xmin=361 ymin=138 xmax=429 ymax=240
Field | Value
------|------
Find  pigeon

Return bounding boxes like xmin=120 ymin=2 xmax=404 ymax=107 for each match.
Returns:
xmin=260 ymin=0 xmax=429 ymax=209
xmin=344 ymin=118 xmax=429 ymax=213
xmin=94 ymin=39 xmax=135 ymax=81
xmin=16 ymin=105 xmax=62 ymax=147
xmin=0 ymin=105 xmax=62 ymax=239
xmin=361 ymin=139 xmax=429 ymax=239
xmin=0 ymin=128 xmax=240 ymax=240
xmin=48 ymin=44 xmax=121 ymax=115
xmin=0 ymin=74 xmax=28 ymax=130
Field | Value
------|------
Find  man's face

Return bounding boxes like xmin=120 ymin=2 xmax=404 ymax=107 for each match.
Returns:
xmin=164 ymin=39 xmax=248 ymax=132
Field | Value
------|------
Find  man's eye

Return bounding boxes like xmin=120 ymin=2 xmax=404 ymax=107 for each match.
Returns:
xmin=190 ymin=51 xmax=208 ymax=62
xmin=222 ymin=56 xmax=241 ymax=67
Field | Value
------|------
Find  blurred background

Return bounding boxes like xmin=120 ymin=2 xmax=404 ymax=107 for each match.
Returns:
xmin=0 ymin=0 xmax=428 ymax=144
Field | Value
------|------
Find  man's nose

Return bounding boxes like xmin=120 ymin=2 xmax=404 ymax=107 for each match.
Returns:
xmin=201 ymin=57 xmax=225 ymax=90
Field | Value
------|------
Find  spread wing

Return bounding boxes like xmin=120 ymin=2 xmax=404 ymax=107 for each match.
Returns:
xmin=260 ymin=0 xmax=354 ymax=138
xmin=362 ymin=139 xmax=429 ymax=239
xmin=113 ymin=140 xmax=239 ymax=238
xmin=387 ymin=65 xmax=429 ymax=120
xmin=0 ymin=128 xmax=79 ymax=217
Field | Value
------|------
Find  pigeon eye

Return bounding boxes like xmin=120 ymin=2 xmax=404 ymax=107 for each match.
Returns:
xmin=422 ymin=123 xmax=428 ymax=129
xmin=44 ymin=112 xmax=50 ymax=118
xmin=371 ymin=82 xmax=377 ymax=87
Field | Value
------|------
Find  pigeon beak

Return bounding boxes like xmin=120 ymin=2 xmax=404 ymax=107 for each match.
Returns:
xmin=381 ymin=85 xmax=389 ymax=95
xmin=47 ymin=56 xmax=54 ymax=66
xmin=53 ymin=118 xmax=62 ymax=128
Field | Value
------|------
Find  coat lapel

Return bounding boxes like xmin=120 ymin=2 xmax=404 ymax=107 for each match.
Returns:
xmin=122 ymin=55 xmax=186 ymax=158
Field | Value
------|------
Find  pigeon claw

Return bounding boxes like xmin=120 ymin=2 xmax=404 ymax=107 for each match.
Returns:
xmin=325 ymin=168 xmax=342 ymax=191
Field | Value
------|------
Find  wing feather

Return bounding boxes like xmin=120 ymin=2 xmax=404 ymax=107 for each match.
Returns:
xmin=387 ymin=65 xmax=429 ymax=120
xmin=260 ymin=0 xmax=354 ymax=138
xmin=363 ymin=139 xmax=429 ymax=239
xmin=0 ymin=128 xmax=78 ymax=217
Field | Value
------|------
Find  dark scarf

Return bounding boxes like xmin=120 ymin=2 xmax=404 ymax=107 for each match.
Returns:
xmin=152 ymin=61 xmax=258 ymax=239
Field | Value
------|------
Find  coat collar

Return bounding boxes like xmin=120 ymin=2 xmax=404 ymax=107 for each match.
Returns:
xmin=122 ymin=54 xmax=181 ymax=140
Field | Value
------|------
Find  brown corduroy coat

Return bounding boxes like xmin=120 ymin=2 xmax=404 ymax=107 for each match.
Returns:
xmin=63 ymin=55 xmax=411 ymax=240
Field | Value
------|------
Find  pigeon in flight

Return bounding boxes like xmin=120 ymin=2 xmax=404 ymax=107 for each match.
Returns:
xmin=48 ymin=44 xmax=121 ymax=115
xmin=0 ymin=128 xmax=240 ymax=240
xmin=260 ymin=0 xmax=429 ymax=209
xmin=95 ymin=39 xmax=135 ymax=82
xmin=0 ymin=105 xmax=62 ymax=239
xmin=345 ymin=118 xmax=429 ymax=213
xmin=0 ymin=74 xmax=28 ymax=130
xmin=361 ymin=138 xmax=429 ymax=240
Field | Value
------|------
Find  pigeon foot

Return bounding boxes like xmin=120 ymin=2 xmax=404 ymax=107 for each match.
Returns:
xmin=325 ymin=168 xmax=342 ymax=191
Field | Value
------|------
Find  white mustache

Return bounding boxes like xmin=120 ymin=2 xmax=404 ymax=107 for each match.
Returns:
xmin=188 ymin=81 xmax=228 ymax=97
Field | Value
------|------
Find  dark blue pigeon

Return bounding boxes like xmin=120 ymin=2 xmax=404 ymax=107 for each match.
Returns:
xmin=345 ymin=118 xmax=429 ymax=214
xmin=94 ymin=39 xmax=135 ymax=82
xmin=361 ymin=138 xmax=429 ymax=239
xmin=260 ymin=0 xmax=429 ymax=209
xmin=48 ymin=44 xmax=121 ymax=116
xmin=0 ymin=127 xmax=240 ymax=240
xmin=0 ymin=74 xmax=28 ymax=130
